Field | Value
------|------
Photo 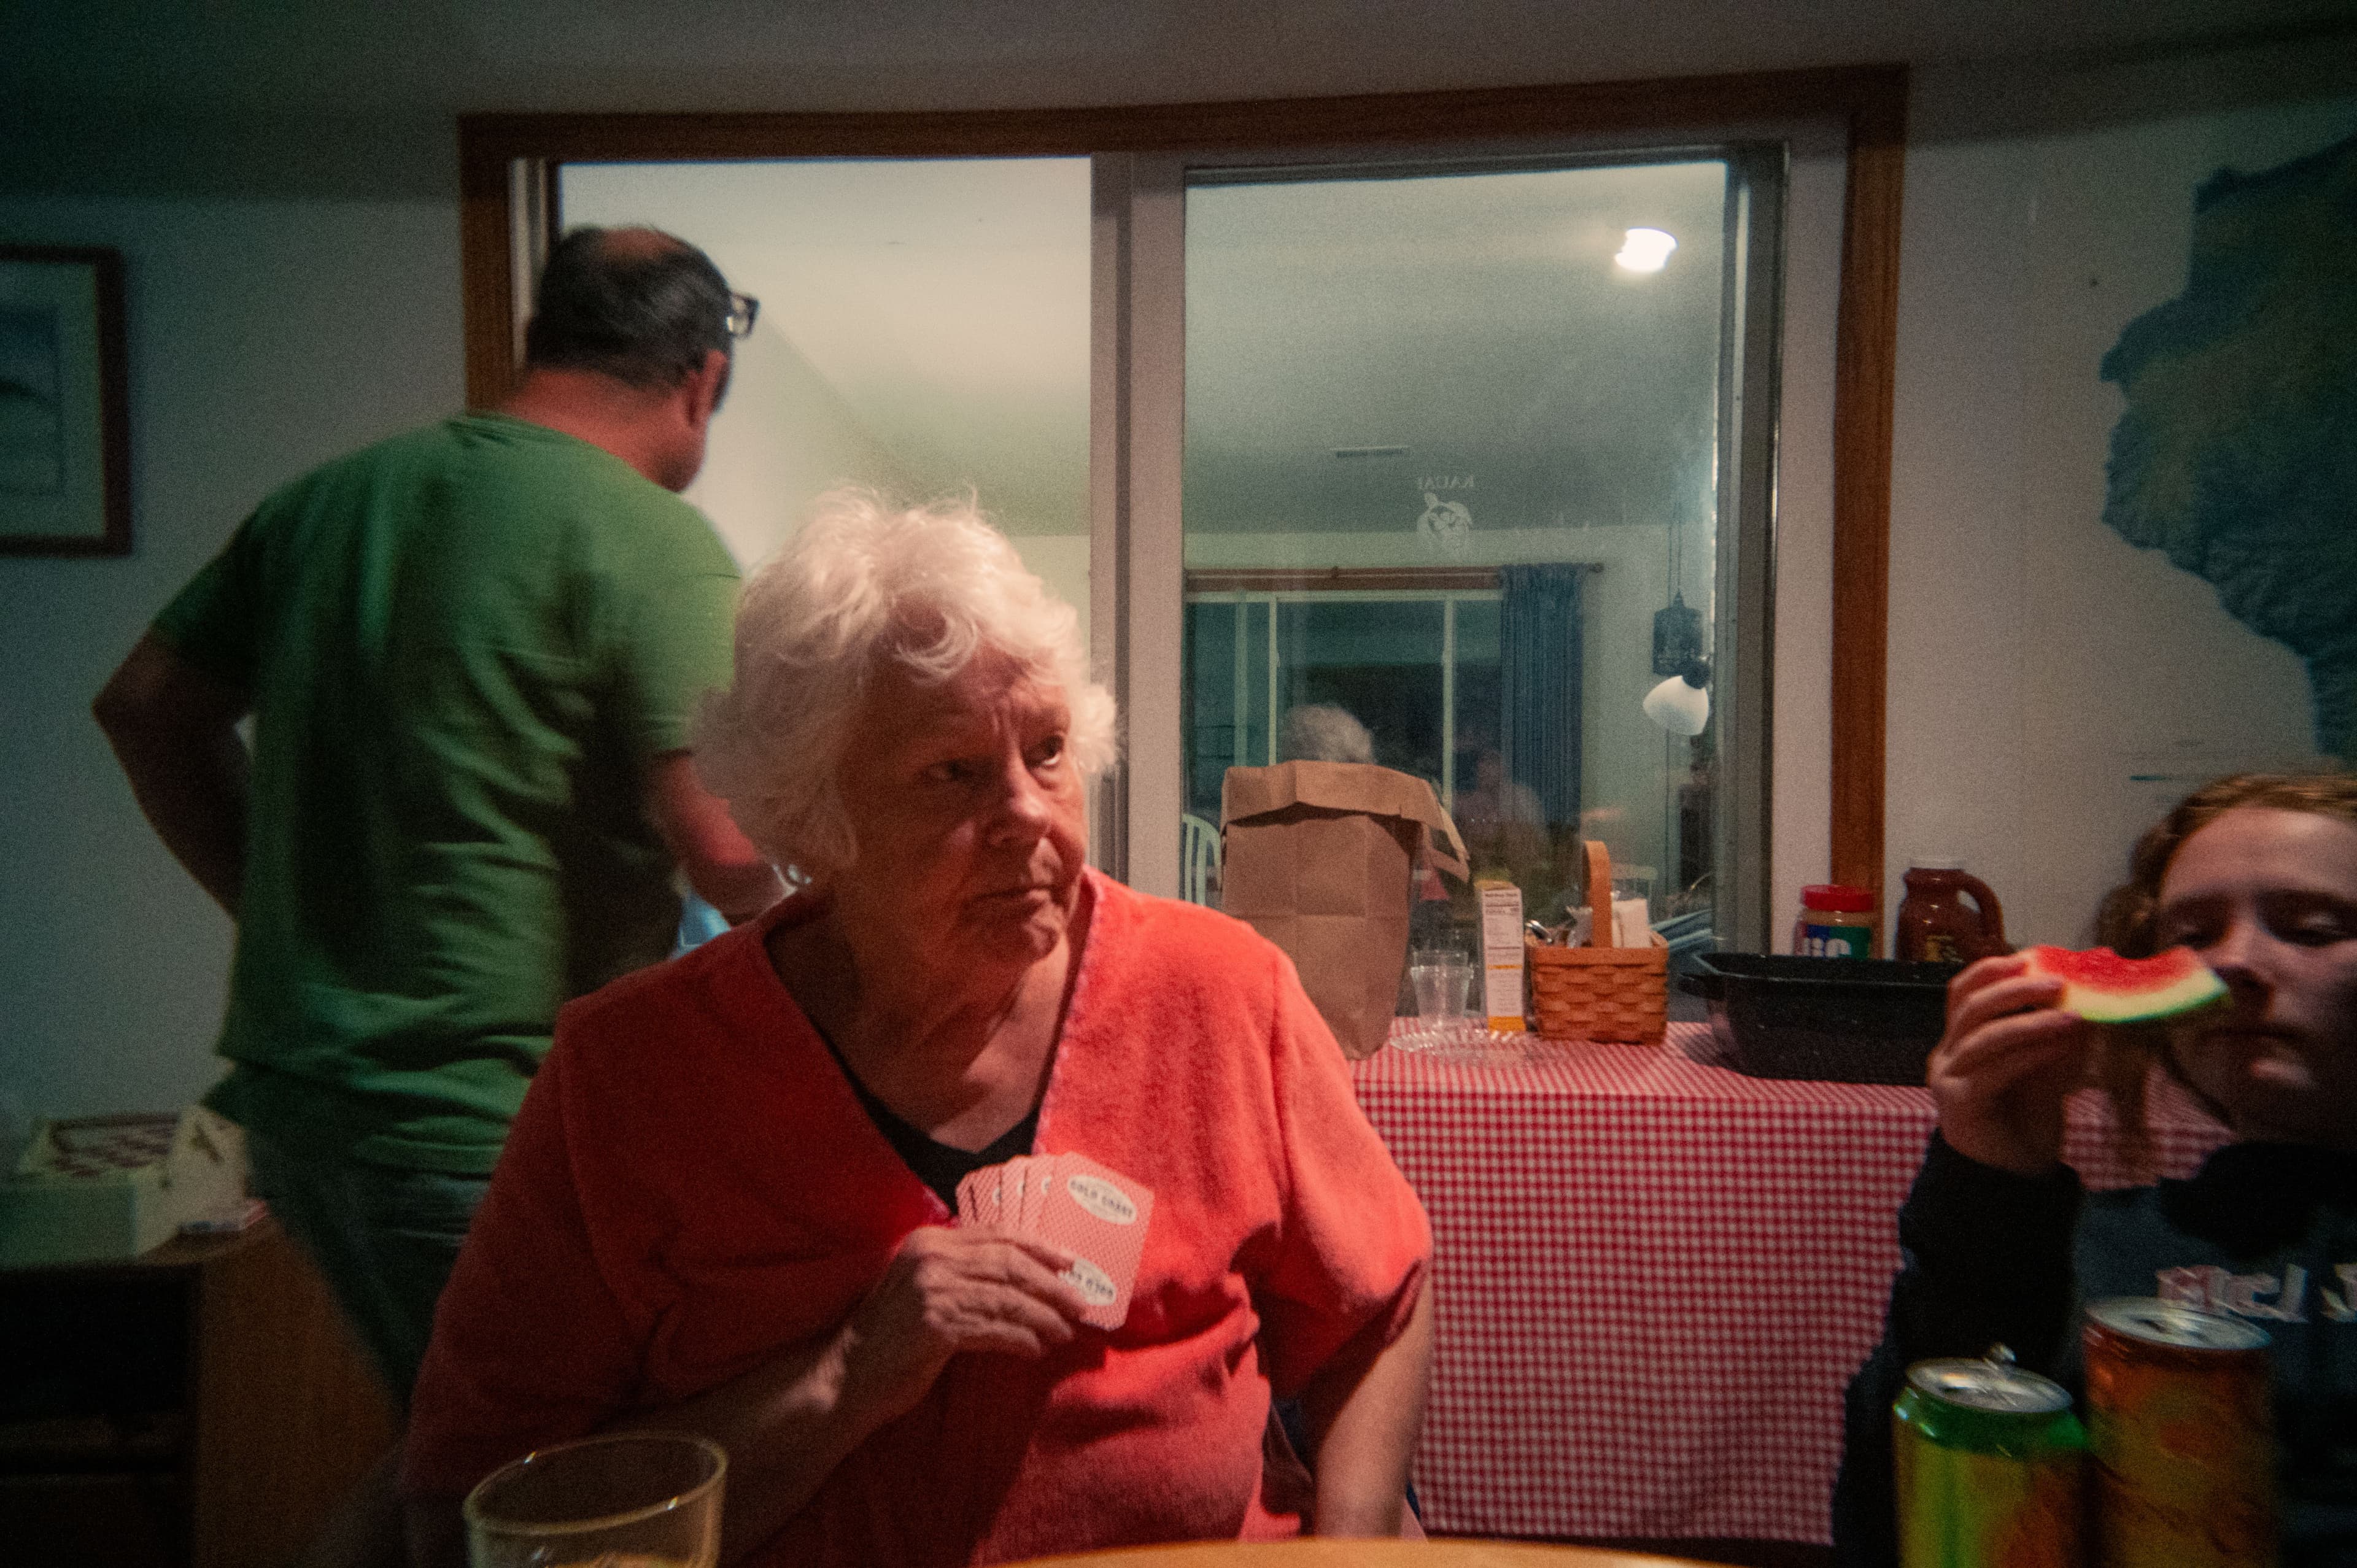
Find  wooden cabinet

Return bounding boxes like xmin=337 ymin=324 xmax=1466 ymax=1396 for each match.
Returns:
xmin=0 ymin=1219 xmax=396 ymax=1567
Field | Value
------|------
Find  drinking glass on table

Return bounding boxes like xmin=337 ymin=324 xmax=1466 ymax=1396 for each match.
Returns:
xmin=464 ymin=1431 xmax=725 ymax=1568
xmin=1408 ymin=948 xmax=1476 ymax=1025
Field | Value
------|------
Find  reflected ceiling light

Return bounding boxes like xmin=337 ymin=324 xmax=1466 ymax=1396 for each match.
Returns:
xmin=1616 ymin=228 xmax=1678 ymax=274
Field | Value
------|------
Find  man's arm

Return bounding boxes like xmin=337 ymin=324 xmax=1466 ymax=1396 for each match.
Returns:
xmin=1298 ymin=1278 xmax=1434 ymax=1537
xmin=93 ymin=633 xmax=252 ymax=917
xmin=645 ymin=751 xmax=783 ymax=921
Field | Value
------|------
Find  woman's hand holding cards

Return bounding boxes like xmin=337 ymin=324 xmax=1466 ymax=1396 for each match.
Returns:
xmin=1927 ymin=952 xmax=2095 ymax=1177
xmin=837 ymin=1226 xmax=1089 ymax=1429
xmin=830 ymin=1154 xmax=1156 ymax=1439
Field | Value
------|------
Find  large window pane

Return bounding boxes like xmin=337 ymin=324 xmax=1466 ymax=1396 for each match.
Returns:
xmin=1181 ymin=158 xmax=1736 ymax=953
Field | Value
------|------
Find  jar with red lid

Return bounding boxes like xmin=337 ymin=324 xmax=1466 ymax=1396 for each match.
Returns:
xmin=1792 ymin=882 xmax=1878 ymax=959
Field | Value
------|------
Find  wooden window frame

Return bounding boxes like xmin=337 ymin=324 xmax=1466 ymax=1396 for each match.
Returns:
xmin=1186 ymin=568 xmax=1534 ymax=596
xmin=456 ymin=65 xmax=1906 ymax=907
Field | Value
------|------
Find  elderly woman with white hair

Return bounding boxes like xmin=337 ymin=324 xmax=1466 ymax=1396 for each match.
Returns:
xmin=401 ymin=489 xmax=1434 ymax=1567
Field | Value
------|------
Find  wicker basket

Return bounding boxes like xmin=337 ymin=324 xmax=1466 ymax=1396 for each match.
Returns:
xmin=1528 ymin=931 xmax=1670 ymax=1043
xmin=1525 ymin=838 xmax=1669 ymax=1044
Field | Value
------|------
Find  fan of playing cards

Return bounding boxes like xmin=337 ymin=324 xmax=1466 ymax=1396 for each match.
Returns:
xmin=956 ymin=1152 xmax=1155 ymax=1330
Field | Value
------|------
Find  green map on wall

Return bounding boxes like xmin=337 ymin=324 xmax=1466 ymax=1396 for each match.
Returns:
xmin=2100 ymin=128 xmax=2357 ymax=760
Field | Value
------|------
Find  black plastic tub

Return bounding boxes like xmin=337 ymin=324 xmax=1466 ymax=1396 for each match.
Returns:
xmin=1677 ymin=952 xmax=1963 ymax=1085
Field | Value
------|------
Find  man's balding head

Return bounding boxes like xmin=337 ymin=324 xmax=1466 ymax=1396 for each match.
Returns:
xmin=596 ymin=225 xmax=687 ymax=263
xmin=523 ymin=226 xmax=738 ymax=392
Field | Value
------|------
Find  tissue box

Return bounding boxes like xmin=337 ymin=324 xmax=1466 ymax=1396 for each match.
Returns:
xmin=0 ymin=1107 xmax=249 ymax=1267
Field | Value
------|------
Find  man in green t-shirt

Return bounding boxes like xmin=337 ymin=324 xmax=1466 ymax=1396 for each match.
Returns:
xmin=93 ymin=228 xmax=783 ymax=1418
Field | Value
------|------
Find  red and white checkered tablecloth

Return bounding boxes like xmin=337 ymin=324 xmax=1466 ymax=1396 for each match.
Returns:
xmin=1350 ymin=1021 xmax=2234 ymax=1546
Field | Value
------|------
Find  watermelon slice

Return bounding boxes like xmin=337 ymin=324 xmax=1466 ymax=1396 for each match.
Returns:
xmin=2022 ymin=944 xmax=2226 ymax=1023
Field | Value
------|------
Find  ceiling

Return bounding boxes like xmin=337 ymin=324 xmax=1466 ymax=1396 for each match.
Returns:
xmin=7 ymin=0 xmax=2352 ymax=123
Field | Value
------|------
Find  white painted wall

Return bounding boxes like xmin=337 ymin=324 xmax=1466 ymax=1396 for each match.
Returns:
xmin=1012 ymin=534 xmax=1093 ymax=660
xmin=0 ymin=187 xmax=461 ymax=1132
xmin=673 ymin=320 xmax=921 ymax=568
xmin=560 ymin=161 xmax=1094 ymax=645
xmin=1884 ymin=71 xmax=2356 ymax=948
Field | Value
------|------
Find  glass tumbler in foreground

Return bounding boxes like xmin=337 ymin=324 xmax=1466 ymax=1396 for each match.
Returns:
xmin=465 ymin=1431 xmax=726 ymax=1568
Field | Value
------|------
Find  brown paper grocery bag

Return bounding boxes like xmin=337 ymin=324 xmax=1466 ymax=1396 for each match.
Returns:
xmin=1220 ymin=761 xmax=1470 ymax=1059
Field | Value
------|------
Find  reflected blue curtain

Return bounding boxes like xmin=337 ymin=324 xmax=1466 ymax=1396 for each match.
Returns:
xmin=1499 ymin=565 xmax=1584 ymax=830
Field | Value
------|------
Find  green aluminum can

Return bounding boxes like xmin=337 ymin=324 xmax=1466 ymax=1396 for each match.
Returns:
xmin=1895 ymin=1351 xmax=2088 ymax=1568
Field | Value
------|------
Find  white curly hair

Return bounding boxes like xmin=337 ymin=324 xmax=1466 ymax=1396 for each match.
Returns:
xmin=693 ymin=487 xmax=1117 ymax=879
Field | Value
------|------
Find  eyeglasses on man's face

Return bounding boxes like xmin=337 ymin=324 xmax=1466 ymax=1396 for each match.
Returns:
xmin=724 ymin=292 xmax=760 ymax=339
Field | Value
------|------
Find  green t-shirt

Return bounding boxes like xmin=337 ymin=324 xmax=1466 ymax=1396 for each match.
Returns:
xmin=152 ymin=414 xmax=740 ymax=1173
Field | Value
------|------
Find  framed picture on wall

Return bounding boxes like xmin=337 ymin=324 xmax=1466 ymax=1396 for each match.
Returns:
xmin=1 ymin=246 xmax=130 ymax=556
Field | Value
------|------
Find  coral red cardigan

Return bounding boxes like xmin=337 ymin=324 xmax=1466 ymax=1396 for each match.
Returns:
xmin=404 ymin=870 xmax=1430 ymax=1566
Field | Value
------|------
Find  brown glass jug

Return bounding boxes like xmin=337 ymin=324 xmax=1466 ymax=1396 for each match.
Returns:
xmin=1896 ymin=860 xmax=2009 ymax=963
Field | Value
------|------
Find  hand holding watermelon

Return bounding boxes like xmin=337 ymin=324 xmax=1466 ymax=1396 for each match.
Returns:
xmin=1925 ymin=952 xmax=2099 ymax=1176
xmin=1927 ymin=945 xmax=2225 ymax=1174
